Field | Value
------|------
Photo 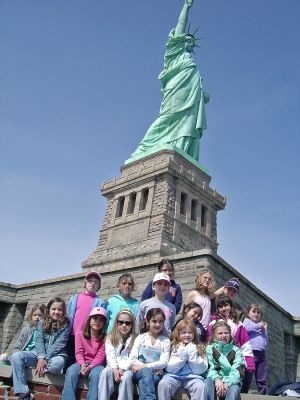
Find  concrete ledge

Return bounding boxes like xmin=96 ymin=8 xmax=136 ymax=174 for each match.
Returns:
xmin=0 ymin=365 xmax=88 ymax=389
xmin=1 ymin=366 xmax=298 ymax=400
xmin=0 ymin=365 xmax=11 ymax=378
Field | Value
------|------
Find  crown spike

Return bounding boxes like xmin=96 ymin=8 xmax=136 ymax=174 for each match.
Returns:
xmin=192 ymin=26 xmax=200 ymax=36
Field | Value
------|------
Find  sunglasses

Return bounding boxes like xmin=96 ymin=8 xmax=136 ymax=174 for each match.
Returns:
xmin=117 ymin=320 xmax=132 ymax=326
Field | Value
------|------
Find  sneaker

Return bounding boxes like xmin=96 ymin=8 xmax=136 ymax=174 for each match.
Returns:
xmin=283 ymin=389 xmax=300 ymax=397
xmin=19 ymin=393 xmax=34 ymax=399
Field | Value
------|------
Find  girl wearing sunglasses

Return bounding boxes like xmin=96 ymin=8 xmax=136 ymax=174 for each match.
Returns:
xmin=98 ymin=309 xmax=136 ymax=400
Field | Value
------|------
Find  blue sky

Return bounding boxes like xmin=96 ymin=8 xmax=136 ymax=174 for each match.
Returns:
xmin=1 ymin=0 xmax=299 ymax=316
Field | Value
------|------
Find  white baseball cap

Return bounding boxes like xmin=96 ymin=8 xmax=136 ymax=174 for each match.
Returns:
xmin=153 ymin=272 xmax=170 ymax=284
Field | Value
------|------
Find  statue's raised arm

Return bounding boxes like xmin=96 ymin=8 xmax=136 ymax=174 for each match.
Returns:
xmin=175 ymin=0 xmax=193 ymax=36
xmin=127 ymin=0 xmax=209 ymax=165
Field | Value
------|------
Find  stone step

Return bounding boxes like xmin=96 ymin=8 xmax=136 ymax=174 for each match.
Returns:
xmin=1 ymin=366 xmax=299 ymax=400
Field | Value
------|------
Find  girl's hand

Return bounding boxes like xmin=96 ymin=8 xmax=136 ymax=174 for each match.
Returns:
xmin=35 ymin=359 xmax=47 ymax=377
xmin=185 ymin=0 xmax=193 ymax=7
xmin=131 ymin=364 xmax=146 ymax=373
xmin=113 ymin=368 xmax=122 ymax=382
xmin=261 ymin=322 xmax=268 ymax=330
xmin=154 ymin=369 xmax=164 ymax=376
xmin=80 ymin=363 xmax=91 ymax=377
xmin=215 ymin=379 xmax=226 ymax=397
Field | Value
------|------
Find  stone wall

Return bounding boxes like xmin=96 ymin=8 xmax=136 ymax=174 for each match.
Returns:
xmin=0 ymin=283 xmax=18 ymax=353
xmin=1 ymin=251 xmax=299 ymax=388
xmin=82 ymin=150 xmax=226 ymax=269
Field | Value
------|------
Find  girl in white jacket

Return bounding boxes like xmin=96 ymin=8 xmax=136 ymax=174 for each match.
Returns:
xmin=98 ymin=309 xmax=136 ymax=400
xmin=158 ymin=319 xmax=208 ymax=400
xmin=129 ymin=308 xmax=171 ymax=400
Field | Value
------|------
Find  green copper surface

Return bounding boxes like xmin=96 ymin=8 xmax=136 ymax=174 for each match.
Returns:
xmin=125 ymin=144 xmax=208 ymax=174
xmin=126 ymin=0 xmax=209 ymax=165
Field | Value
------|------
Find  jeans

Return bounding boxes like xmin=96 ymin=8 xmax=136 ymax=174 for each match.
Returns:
xmin=133 ymin=368 xmax=161 ymax=400
xmin=158 ymin=375 xmax=207 ymax=400
xmin=241 ymin=350 xmax=267 ymax=395
xmin=61 ymin=363 xmax=104 ymax=400
xmin=205 ymin=377 xmax=241 ymax=400
xmin=98 ymin=367 xmax=134 ymax=400
xmin=11 ymin=351 xmax=65 ymax=395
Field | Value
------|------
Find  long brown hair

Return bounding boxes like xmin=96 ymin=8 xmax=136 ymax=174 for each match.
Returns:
xmin=182 ymin=302 xmax=203 ymax=320
xmin=108 ymin=310 xmax=136 ymax=349
xmin=140 ymin=308 xmax=165 ymax=334
xmin=172 ymin=319 xmax=206 ymax=358
xmin=27 ymin=303 xmax=46 ymax=326
xmin=83 ymin=315 xmax=106 ymax=341
xmin=215 ymin=295 xmax=239 ymax=324
xmin=43 ymin=297 xmax=68 ymax=333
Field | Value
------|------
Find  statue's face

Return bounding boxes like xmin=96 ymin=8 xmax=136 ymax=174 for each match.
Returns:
xmin=186 ymin=36 xmax=195 ymax=52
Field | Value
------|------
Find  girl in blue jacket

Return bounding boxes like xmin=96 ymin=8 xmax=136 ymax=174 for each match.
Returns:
xmin=11 ymin=297 xmax=70 ymax=400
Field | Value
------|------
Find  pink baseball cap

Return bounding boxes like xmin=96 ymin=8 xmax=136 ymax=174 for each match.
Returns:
xmin=153 ymin=272 xmax=170 ymax=284
xmin=89 ymin=307 xmax=107 ymax=319
xmin=85 ymin=271 xmax=101 ymax=282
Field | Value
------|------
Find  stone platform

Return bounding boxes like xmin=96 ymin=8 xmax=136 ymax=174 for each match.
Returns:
xmin=1 ymin=366 xmax=298 ymax=400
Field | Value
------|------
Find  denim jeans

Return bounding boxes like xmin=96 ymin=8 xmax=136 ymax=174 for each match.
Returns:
xmin=61 ymin=363 xmax=104 ymax=400
xmin=11 ymin=351 xmax=65 ymax=395
xmin=205 ymin=378 xmax=241 ymax=400
xmin=133 ymin=368 xmax=161 ymax=400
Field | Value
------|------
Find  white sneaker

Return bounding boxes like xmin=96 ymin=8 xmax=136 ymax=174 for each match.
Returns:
xmin=283 ymin=389 xmax=300 ymax=397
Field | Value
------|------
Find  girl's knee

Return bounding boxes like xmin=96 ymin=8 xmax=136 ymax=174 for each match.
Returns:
xmin=121 ymin=370 xmax=133 ymax=381
xmin=48 ymin=357 xmax=66 ymax=374
xmin=100 ymin=367 xmax=111 ymax=378
xmin=11 ymin=352 xmax=20 ymax=362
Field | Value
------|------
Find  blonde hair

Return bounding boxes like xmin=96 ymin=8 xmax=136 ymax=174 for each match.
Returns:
xmin=172 ymin=319 xmax=206 ymax=358
xmin=210 ymin=320 xmax=232 ymax=344
xmin=195 ymin=268 xmax=215 ymax=294
xmin=27 ymin=303 xmax=46 ymax=325
xmin=108 ymin=310 xmax=136 ymax=349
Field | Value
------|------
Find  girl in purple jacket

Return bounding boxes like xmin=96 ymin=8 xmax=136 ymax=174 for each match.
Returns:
xmin=241 ymin=304 xmax=268 ymax=394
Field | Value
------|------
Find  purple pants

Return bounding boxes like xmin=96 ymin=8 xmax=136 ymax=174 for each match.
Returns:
xmin=241 ymin=350 xmax=267 ymax=395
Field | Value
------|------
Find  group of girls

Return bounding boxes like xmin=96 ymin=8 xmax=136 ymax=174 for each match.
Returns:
xmin=10 ymin=265 xmax=268 ymax=400
xmin=11 ymin=298 xmax=70 ymax=400
xmin=185 ymin=267 xmax=268 ymax=397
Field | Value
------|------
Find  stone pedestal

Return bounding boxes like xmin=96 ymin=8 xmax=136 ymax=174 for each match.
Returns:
xmin=82 ymin=150 xmax=226 ymax=270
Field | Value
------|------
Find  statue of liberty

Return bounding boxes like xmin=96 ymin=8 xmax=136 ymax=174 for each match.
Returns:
xmin=127 ymin=0 xmax=209 ymax=164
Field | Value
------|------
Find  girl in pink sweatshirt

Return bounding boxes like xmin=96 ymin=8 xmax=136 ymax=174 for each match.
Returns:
xmin=61 ymin=307 xmax=107 ymax=400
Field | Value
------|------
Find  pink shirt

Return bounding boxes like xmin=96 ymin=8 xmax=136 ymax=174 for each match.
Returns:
xmin=188 ymin=290 xmax=211 ymax=328
xmin=72 ymin=291 xmax=96 ymax=335
xmin=75 ymin=331 xmax=105 ymax=368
